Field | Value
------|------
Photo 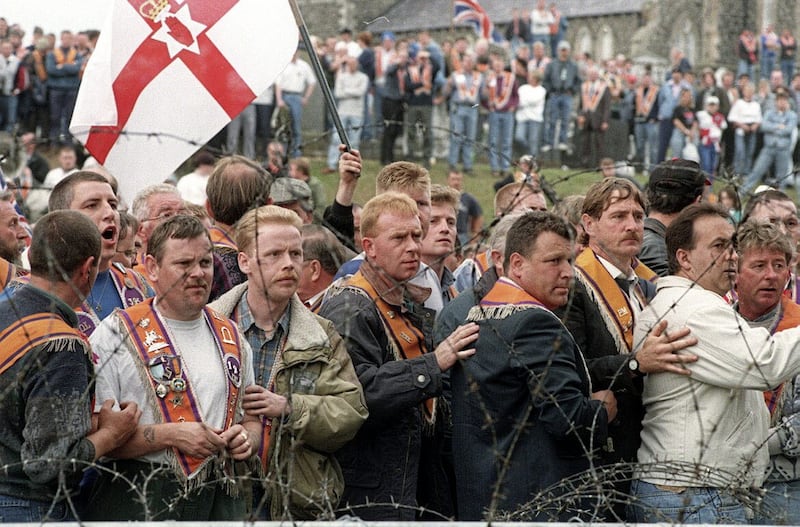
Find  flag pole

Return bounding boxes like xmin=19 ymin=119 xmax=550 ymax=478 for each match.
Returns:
xmin=288 ymin=0 xmax=352 ymax=153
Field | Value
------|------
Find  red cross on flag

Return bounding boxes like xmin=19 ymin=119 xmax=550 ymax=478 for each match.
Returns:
xmin=70 ymin=0 xmax=298 ymax=201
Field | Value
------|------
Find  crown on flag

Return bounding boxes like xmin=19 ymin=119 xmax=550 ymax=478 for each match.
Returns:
xmin=139 ymin=0 xmax=170 ymax=21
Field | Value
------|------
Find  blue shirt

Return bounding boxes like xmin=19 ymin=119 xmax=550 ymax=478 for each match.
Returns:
xmin=236 ymin=293 xmax=290 ymax=386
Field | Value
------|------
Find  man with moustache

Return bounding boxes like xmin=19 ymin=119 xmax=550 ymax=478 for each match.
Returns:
xmin=209 ymin=206 xmax=367 ymax=519
xmin=86 ymin=216 xmax=261 ymax=520
xmin=629 ymin=204 xmax=800 ymax=523
xmin=319 ymin=193 xmax=479 ymax=520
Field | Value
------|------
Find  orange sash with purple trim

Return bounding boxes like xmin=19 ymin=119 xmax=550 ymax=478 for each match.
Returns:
xmin=118 ymin=298 xmax=243 ymax=479
xmin=575 ymin=248 xmax=656 ymax=352
xmin=0 ymin=258 xmax=14 ymax=290
xmin=0 ymin=313 xmax=86 ymax=376
xmin=347 ymin=271 xmax=435 ymax=422
xmin=209 ymin=226 xmax=237 ymax=252
xmin=764 ymin=297 xmax=800 ymax=416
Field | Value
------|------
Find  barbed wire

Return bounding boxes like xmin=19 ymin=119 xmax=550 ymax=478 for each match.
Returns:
xmin=2 ymin=115 xmax=800 ymax=522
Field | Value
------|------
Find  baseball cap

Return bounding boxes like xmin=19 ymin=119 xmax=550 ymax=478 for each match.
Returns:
xmin=648 ymin=159 xmax=710 ymax=194
xmin=706 ymin=96 xmax=720 ymax=106
xmin=270 ymin=178 xmax=314 ymax=212
xmin=557 ymin=40 xmax=571 ymax=51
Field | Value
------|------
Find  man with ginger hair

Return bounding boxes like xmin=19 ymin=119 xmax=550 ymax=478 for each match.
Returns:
xmin=209 ymin=206 xmax=366 ymax=519
xmin=319 ymin=192 xmax=479 ymax=519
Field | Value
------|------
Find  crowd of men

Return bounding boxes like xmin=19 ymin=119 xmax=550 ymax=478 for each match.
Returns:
xmin=4 ymin=7 xmax=800 ymax=526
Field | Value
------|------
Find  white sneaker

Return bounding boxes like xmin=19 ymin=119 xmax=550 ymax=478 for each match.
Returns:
xmin=541 ymin=144 xmax=552 ymax=152
xmin=557 ymin=142 xmax=569 ymax=151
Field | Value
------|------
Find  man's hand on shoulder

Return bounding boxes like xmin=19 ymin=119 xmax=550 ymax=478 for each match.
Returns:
xmin=636 ymin=319 xmax=698 ymax=375
xmin=433 ymin=322 xmax=479 ymax=371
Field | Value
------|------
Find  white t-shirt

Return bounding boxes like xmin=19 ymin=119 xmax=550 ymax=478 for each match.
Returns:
xmin=516 ymin=84 xmax=547 ymax=122
xmin=91 ymin=309 xmax=254 ymax=465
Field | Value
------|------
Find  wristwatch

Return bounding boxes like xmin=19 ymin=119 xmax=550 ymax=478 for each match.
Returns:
xmin=628 ymin=355 xmax=643 ymax=376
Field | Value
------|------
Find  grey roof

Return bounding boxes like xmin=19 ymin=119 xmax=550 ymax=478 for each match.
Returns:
xmin=365 ymin=0 xmax=647 ymax=33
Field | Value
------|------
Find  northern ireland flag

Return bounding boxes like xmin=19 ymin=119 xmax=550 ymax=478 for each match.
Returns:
xmin=70 ymin=0 xmax=298 ymax=201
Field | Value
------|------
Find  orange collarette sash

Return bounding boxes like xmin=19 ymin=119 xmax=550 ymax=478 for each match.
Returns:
xmin=581 ymin=80 xmax=607 ymax=113
xmin=118 ymin=299 xmax=243 ymax=479
xmin=489 ymin=71 xmax=515 ymax=111
xmin=347 ymin=270 xmax=434 ymax=422
xmin=764 ymin=297 xmax=800 ymax=416
xmin=209 ymin=226 xmax=237 ymax=252
xmin=575 ymin=248 xmax=656 ymax=352
xmin=479 ymin=277 xmax=546 ymax=308
xmin=0 ymin=313 xmax=86 ymax=376
xmin=636 ymin=85 xmax=657 ymax=117
xmin=474 ymin=251 xmax=490 ymax=275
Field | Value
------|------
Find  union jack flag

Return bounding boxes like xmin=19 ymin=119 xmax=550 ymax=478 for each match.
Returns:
xmin=453 ymin=0 xmax=503 ymax=42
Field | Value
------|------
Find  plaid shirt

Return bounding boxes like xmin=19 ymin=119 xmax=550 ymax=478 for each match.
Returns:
xmin=236 ymin=294 xmax=290 ymax=386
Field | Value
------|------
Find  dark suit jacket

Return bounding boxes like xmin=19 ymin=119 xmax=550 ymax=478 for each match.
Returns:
xmin=452 ymin=300 xmax=608 ymax=521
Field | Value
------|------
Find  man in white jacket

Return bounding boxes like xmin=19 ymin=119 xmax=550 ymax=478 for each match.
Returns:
xmin=630 ymin=203 xmax=800 ymax=523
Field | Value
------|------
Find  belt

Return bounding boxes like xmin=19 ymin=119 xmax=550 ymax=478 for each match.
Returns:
xmin=282 ymin=91 xmax=302 ymax=96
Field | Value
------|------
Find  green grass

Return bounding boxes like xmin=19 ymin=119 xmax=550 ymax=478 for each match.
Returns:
xmin=305 ymin=156 xmax=649 ymax=214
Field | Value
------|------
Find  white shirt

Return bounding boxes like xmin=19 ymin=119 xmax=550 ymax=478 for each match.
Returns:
xmin=728 ymin=99 xmax=763 ymax=125
xmin=516 ymin=84 xmax=547 ymax=122
xmin=91 ymin=309 xmax=254 ymax=465
xmin=276 ymin=59 xmax=316 ymax=94
xmin=176 ymin=170 xmax=210 ymax=206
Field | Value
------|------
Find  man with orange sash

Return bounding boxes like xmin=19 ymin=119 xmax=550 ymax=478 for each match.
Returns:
xmin=48 ymin=172 xmax=152 ymax=335
xmin=733 ymin=221 xmax=800 ymax=524
xmin=86 ymin=215 xmax=260 ymax=521
xmin=570 ymin=178 xmax=672 ymax=479
xmin=0 ymin=211 xmax=140 ymax=522
xmin=318 ymin=193 xmax=479 ymax=520
xmin=209 ymin=206 xmax=367 ymax=520
xmin=577 ymin=66 xmax=610 ymax=169
xmin=451 ymin=211 xmax=616 ymax=521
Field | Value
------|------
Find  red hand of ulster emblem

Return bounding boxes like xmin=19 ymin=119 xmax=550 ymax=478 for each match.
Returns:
xmin=164 ymin=16 xmax=194 ymax=47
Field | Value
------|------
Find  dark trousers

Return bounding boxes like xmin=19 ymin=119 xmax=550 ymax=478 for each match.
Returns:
xmin=48 ymin=88 xmax=77 ymax=142
xmin=82 ymin=459 xmax=248 ymax=521
xmin=381 ymin=97 xmax=405 ymax=164
xmin=656 ymin=119 xmax=674 ymax=164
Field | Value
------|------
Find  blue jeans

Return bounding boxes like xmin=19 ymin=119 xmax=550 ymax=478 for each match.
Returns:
xmin=634 ymin=120 xmax=659 ymax=169
xmin=0 ymin=94 xmax=18 ymax=132
xmin=734 ymin=131 xmax=757 ymax=174
xmin=754 ymin=479 xmax=800 ymax=525
xmin=762 ymin=54 xmax=776 ymax=80
xmin=545 ymin=93 xmax=573 ymax=146
xmin=516 ymin=119 xmax=543 ymax=157
xmin=669 ymin=128 xmax=690 ymax=160
xmin=48 ymin=88 xmax=77 ymax=141
xmin=488 ymin=110 xmax=514 ymax=172
xmin=745 ymin=144 xmax=792 ymax=192
xmin=782 ymin=59 xmax=796 ymax=87
xmin=282 ymin=92 xmax=304 ymax=158
xmin=327 ymin=113 xmax=362 ymax=169
xmin=699 ymin=144 xmax=718 ymax=178
xmin=449 ymin=104 xmax=478 ymax=170
xmin=627 ymin=479 xmax=748 ymax=524
xmin=0 ymin=494 xmax=71 ymax=522
xmin=738 ymin=59 xmax=755 ymax=80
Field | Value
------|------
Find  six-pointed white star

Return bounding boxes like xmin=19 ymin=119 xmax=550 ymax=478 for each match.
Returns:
xmin=151 ymin=3 xmax=207 ymax=58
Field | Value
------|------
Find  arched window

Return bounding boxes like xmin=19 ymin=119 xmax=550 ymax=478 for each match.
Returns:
xmin=674 ymin=18 xmax=697 ymax=65
xmin=576 ymin=26 xmax=593 ymax=57
xmin=599 ymin=25 xmax=615 ymax=61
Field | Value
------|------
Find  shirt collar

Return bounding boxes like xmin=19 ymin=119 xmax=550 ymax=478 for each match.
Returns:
xmin=237 ymin=291 xmax=291 ymax=335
